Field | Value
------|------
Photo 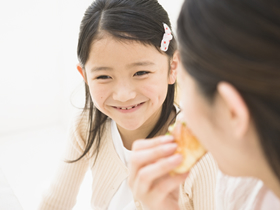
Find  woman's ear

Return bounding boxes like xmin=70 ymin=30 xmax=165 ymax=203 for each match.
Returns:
xmin=77 ymin=64 xmax=87 ymax=84
xmin=217 ymin=82 xmax=250 ymax=138
xmin=168 ymin=51 xmax=179 ymax=84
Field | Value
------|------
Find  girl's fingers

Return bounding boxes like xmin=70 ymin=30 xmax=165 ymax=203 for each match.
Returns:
xmin=132 ymin=135 xmax=174 ymax=151
xmin=131 ymin=154 xmax=183 ymax=196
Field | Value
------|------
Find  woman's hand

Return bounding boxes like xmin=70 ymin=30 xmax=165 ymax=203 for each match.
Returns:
xmin=128 ymin=135 xmax=189 ymax=210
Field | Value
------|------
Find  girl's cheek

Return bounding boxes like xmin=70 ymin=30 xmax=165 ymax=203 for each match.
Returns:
xmin=140 ymin=83 xmax=159 ymax=95
xmin=88 ymin=84 xmax=108 ymax=105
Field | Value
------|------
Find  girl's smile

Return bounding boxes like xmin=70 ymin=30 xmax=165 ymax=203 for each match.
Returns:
xmin=83 ymin=35 xmax=175 ymax=132
xmin=111 ymin=102 xmax=145 ymax=113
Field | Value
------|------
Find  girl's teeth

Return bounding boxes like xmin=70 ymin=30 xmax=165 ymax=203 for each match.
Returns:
xmin=120 ymin=107 xmax=132 ymax=110
xmin=118 ymin=103 xmax=140 ymax=110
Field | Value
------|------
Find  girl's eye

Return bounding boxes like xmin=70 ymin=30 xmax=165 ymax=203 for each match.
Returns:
xmin=96 ymin=75 xmax=111 ymax=80
xmin=134 ymin=71 xmax=150 ymax=76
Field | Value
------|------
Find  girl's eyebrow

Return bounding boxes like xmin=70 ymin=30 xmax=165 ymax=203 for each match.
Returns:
xmin=90 ymin=61 xmax=155 ymax=72
xmin=127 ymin=61 xmax=155 ymax=68
xmin=91 ymin=66 xmax=113 ymax=72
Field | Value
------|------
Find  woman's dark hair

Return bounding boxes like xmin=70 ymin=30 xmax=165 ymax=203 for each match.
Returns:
xmin=71 ymin=0 xmax=177 ymax=163
xmin=177 ymin=0 xmax=280 ymax=180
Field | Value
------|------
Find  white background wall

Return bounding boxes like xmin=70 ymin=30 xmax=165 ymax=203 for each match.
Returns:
xmin=0 ymin=0 xmax=91 ymax=135
xmin=0 ymin=0 xmax=184 ymax=209
xmin=0 ymin=0 xmax=184 ymax=136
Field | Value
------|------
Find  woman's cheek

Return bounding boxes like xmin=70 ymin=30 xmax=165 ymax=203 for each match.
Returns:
xmin=182 ymin=101 xmax=196 ymax=127
xmin=181 ymin=88 xmax=193 ymax=120
xmin=181 ymin=90 xmax=203 ymax=136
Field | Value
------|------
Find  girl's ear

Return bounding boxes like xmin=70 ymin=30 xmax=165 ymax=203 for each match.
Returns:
xmin=168 ymin=51 xmax=179 ymax=84
xmin=77 ymin=64 xmax=87 ymax=84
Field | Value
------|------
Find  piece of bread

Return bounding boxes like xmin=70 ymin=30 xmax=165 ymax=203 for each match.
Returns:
xmin=167 ymin=122 xmax=207 ymax=174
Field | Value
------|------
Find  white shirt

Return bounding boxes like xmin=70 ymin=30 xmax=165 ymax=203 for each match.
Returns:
xmin=216 ymin=170 xmax=280 ymax=210
xmin=107 ymin=120 xmax=136 ymax=210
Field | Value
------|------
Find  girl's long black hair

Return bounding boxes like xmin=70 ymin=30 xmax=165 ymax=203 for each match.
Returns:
xmin=70 ymin=0 xmax=177 ymax=164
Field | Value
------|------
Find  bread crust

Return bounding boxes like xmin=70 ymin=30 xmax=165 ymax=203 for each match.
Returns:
xmin=168 ymin=122 xmax=207 ymax=174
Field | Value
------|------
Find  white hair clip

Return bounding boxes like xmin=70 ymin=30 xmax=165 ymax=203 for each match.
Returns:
xmin=160 ymin=23 xmax=173 ymax=52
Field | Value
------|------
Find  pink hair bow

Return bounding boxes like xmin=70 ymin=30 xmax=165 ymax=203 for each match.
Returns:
xmin=160 ymin=23 xmax=173 ymax=52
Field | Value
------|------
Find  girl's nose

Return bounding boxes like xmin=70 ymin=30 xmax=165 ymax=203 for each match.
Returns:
xmin=112 ymin=82 xmax=136 ymax=102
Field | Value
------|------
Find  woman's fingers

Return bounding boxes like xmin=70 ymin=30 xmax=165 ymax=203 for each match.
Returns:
xmin=132 ymin=168 xmax=188 ymax=206
xmin=129 ymin=136 xmax=189 ymax=210
xmin=130 ymin=143 xmax=178 ymax=167
xmin=149 ymin=172 xmax=189 ymax=202
xmin=129 ymin=135 xmax=176 ymax=183
xmin=132 ymin=135 xmax=174 ymax=151
xmin=129 ymin=143 xmax=178 ymax=187
xmin=131 ymin=154 xmax=183 ymax=196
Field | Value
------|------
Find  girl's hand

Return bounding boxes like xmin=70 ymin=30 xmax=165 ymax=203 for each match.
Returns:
xmin=128 ymin=135 xmax=189 ymax=210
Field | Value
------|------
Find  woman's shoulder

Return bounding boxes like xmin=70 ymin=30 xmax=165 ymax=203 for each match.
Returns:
xmin=255 ymin=186 xmax=280 ymax=210
xmin=178 ymin=153 xmax=217 ymax=209
xmin=183 ymin=153 xmax=218 ymax=196
xmin=215 ymin=172 xmax=280 ymax=210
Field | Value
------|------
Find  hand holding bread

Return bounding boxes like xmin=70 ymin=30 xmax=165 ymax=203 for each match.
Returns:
xmin=128 ymin=121 xmax=206 ymax=210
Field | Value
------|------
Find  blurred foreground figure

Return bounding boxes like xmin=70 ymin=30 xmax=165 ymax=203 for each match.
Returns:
xmin=177 ymin=0 xmax=280 ymax=209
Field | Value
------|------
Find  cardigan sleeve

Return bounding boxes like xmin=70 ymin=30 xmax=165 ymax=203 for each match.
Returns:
xmin=179 ymin=153 xmax=218 ymax=210
xmin=38 ymin=114 xmax=92 ymax=210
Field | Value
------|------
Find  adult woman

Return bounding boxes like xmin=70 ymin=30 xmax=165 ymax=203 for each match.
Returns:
xmin=129 ymin=0 xmax=280 ymax=209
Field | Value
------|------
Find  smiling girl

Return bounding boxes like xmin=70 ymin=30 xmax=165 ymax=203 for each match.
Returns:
xmin=38 ymin=0 xmax=217 ymax=209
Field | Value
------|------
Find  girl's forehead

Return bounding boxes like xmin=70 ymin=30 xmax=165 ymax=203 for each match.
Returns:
xmin=86 ymin=36 xmax=169 ymax=69
xmin=90 ymin=36 xmax=157 ymax=55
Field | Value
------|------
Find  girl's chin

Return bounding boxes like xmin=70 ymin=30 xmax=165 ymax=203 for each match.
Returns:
xmin=116 ymin=121 xmax=144 ymax=131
